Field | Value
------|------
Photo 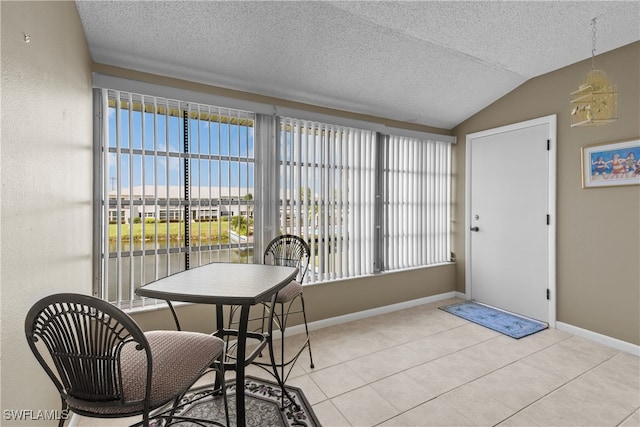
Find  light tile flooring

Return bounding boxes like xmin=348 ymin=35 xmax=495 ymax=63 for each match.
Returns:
xmin=73 ymin=297 xmax=640 ymax=426
xmin=248 ymin=297 xmax=640 ymax=427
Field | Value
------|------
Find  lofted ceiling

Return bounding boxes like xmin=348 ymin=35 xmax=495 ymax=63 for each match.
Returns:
xmin=75 ymin=1 xmax=639 ymax=130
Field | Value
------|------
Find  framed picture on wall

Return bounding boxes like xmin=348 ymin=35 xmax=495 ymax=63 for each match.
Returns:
xmin=581 ymin=139 xmax=640 ymax=188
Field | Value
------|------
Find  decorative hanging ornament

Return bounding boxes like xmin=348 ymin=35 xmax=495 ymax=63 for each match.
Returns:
xmin=570 ymin=18 xmax=618 ymax=127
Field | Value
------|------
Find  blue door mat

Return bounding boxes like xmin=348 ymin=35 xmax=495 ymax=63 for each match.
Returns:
xmin=439 ymin=301 xmax=548 ymax=339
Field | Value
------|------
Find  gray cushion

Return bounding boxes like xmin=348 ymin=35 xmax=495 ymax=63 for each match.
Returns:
xmin=69 ymin=330 xmax=223 ymax=415
xmin=275 ymin=280 xmax=303 ymax=303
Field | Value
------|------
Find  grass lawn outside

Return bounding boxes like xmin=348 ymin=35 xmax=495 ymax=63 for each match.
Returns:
xmin=109 ymin=220 xmax=237 ymax=243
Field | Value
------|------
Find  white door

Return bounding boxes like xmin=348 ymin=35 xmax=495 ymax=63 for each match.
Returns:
xmin=466 ymin=116 xmax=556 ymax=323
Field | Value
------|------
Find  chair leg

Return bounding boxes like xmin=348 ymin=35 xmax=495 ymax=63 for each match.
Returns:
xmin=261 ymin=302 xmax=269 ymax=336
xmin=277 ymin=296 xmax=314 ymax=409
xmin=217 ymin=354 xmax=230 ymax=427
xmin=276 ymin=294 xmax=314 ymax=376
xmin=258 ymin=302 xmax=272 ymax=358
xmin=167 ymin=301 xmax=182 ymax=331
xmin=167 ymin=396 xmax=181 ymax=424
xmin=226 ymin=304 xmax=253 ymax=359
xmin=299 ymin=293 xmax=314 ymax=369
xmin=262 ymin=293 xmax=314 ymax=410
xmin=58 ymin=401 xmax=68 ymax=427
xmin=280 ymin=301 xmax=287 ymax=408
xmin=271 ymin=301 xmax=282 ymax=410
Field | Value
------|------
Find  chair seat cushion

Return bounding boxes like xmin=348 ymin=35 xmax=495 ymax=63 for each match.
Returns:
xmin=275 ymin=280 xmax=303 ymax=303
xmin=69 ymin=331 xmax=223 ymax=416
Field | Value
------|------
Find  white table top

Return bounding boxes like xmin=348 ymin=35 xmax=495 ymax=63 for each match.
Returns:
xmin=136 ymin=262 xmax=298 ymax=305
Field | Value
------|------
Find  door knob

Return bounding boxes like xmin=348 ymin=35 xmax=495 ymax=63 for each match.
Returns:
xmin=470 ymin=226 xmax=480 ymax=232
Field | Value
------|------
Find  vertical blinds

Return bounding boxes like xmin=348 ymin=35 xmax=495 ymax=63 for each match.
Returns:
xmin=278 ymin=117 xmax=377 ymax=282
xmin=382 ymin=135 xmax=451 ymax=269
xmin=97 ymin=87 xmax=453 ymax=308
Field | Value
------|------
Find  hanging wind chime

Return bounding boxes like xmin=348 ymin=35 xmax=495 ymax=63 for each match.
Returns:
xmin=570 ymin=17 xmax=618 ymax=127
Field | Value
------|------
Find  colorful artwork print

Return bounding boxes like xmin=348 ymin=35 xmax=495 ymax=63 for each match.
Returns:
xmin=582 ymin=139 xmax=640 ymax=188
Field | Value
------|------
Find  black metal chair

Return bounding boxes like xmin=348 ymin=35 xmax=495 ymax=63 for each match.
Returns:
xmin=25 ymin=293 xmax=229 ymax=427
xmin=258 ymin=235 xmax=315 ymax=382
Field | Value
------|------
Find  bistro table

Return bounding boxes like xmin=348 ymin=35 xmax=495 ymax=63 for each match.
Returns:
xmin=136 ymin=262 xmax=298 ymax=427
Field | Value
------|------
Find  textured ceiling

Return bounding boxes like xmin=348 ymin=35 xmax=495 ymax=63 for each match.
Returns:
xmin=75 ymin=1 xmax=639 ymax=129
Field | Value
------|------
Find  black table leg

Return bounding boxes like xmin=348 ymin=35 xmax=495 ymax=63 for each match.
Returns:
xmin=215 ymin=304 xmax=249 ymax=427
xmin=235 ymin=304 xmax=250 ymax=427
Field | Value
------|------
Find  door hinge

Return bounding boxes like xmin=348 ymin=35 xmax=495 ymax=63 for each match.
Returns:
xmin=546 ymin=289 xmax=551 ymax=300
xmin=547 ymin=139 xmax=551 ymax=150
xmin=546 ymin=214 xmax=550 ymax=225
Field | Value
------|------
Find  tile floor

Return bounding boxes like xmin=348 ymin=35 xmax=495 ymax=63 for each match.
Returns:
xmin=72 ymin=297 xmax=640 ymax=426
xmin=248 ymin=297 xmax=640 ymax=427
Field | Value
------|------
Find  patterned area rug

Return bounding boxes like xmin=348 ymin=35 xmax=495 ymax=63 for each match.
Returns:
xmin=167 ymin=376 xmax=320 ymax=427
xmin=440 ymin=301 xmax=547 ymax=339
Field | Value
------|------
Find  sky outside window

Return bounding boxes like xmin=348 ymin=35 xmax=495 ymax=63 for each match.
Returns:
xmin=108 ymin=107 xmax=255 ymax=191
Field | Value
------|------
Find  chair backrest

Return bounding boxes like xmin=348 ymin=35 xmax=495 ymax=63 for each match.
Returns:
xmin=263 ymin=234 xmax=311 ymax=282
xmin=25 ymin=293 xmax=151 ymax=411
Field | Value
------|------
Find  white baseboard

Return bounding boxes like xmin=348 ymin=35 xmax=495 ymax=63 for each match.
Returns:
xmin=278 ymin=291 xmax=462 ymax=339
xmin=556 ymin=322 xmax=640 ymax=356
xmin=280 ymin=293 xmax=640 ymax=357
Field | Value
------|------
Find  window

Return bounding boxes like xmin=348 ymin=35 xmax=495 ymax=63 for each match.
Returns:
xmin=95 ymin=89 xmax=255 ymax=308
xmin=277 ymin=117 xmax=376 ymax=282
xmin=94 ymin=87 xmax=453 ymax=308
xmin=277 ymin=118 xmax=452 ymax=283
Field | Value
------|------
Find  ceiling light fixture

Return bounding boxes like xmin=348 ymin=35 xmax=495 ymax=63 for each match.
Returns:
xmin=570 ymin=18 xmax=618 ymax=127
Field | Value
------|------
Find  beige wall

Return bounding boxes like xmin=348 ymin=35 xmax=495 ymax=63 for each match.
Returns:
xmin=92 ymin=62 xmax=452 ymax=137
xmin=130 ymin=264 xmax=456 ymax=332
xmin=1 ymin=1 xmax=94 ymax=424
xmin=303 ymin=265 xmax=456 ymax=322
xmin=452 ymin=42 xmax=640 ymax=346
